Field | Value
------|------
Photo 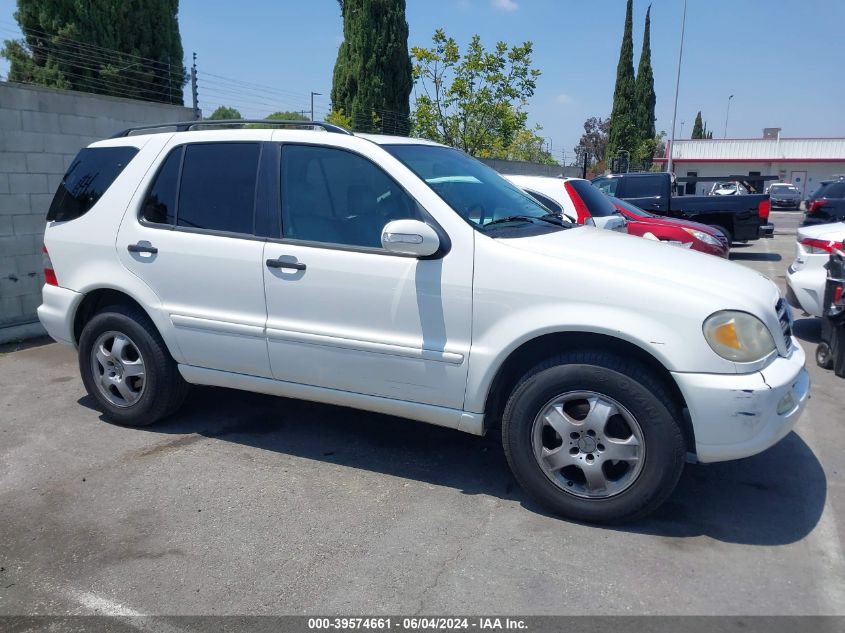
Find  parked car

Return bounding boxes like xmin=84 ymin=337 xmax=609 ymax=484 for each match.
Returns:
xmin=503 ymin=174 xmax=627 ymax=233
xmin=610 ymin=197 xmax=729 ymax=257
xmin=767 ymin=183 xmax=802 ymax=210
xmin=803 ymin=177 xmax=845 ymax=226
xmin=786 ymin=221 xmax=845 ymax=317
xmin=592 ymin=172 xmax=772 ymax=245
xmin=708 ymin=181 xmax=749 ymax=196
xmin=38 ymin=120 xmax=808 ymax=524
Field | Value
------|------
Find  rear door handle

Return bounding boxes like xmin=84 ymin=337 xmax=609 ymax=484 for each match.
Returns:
xmin=127 ymin=243 xmax=158 ymax=254
xmin=266 ymin=258 xmax=306 ymax=271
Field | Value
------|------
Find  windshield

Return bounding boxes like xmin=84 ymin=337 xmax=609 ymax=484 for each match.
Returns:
xmin=770 ymin=184 xmax=798 ymax=194
xmin=609 ymin=196 xmax=652 ymax=217
xmin=383 ymin=144 xmax=563 ymax=231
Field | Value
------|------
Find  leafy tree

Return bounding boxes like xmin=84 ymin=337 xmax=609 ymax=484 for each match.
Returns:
xmin=607 ymin=0 xmax=637 ymax=163
xmin=326 ymin=108 xmax=353 ymax=129
xmin=265 ymin=111 xmax=307 ymax=121
xmin=208 ymin=106 xmax=241 ymax=120
xmin=574 ymin=116 xmax=610 ymax=166
xmin=2 ymin=0 xmax=186 ymax=105
xmin=506 ymin=128 xmax=556 ymax=164
xmin=331 ymin=0 xmax=412 ymax=134
xmin=410 ymin=29 xmax=541 ymax=159
xmin=633 ymin=4 xmax=656 ymax=163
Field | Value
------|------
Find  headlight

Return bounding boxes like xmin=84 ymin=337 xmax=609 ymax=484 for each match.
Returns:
xmin=703 ymin=311 xmax=776 ymax=362
xmin=683 ymin=227 xmax=722 ymax=247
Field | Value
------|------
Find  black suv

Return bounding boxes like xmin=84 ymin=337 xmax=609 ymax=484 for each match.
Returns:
xmin=803 ymin=177 xmax=845 ymax=225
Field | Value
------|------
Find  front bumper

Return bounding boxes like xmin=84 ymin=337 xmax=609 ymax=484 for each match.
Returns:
xmin=36 ymin=284 xmax=82 ymax=347
xmin=672 ymin=340 xmax=809 ymax=463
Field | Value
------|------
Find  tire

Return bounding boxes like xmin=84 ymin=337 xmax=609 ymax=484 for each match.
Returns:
xmin=502 ymin=351 xmax=686 ymax=524
xmin=78 ymin=304 xmax=188 ymax=426
xmin=816 ymin=343 xmax=834 ymax=370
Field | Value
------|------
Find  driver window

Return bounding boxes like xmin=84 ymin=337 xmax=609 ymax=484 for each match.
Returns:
xmin=281 ymin=145 xmax=420 ymax=248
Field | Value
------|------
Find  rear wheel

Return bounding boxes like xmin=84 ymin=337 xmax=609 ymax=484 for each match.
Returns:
xmin=502 ymin=351 xmax=686 ymax=524
xmin=79 ymin=305 xmax=188 ymax=426
xmin=709 ymin=225 xmax=733 ymax=246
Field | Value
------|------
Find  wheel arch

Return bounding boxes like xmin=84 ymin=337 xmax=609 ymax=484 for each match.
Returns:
xmin=481 ymin=331 xmax=695 ymax=454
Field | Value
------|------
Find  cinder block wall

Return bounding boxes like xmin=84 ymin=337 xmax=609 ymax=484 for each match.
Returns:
xmin=0 ymin=82 xmax=194 ymax=343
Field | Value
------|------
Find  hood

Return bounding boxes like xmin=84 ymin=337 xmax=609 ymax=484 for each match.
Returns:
xmin=498 ymin=226 xmax=779 ymax=312
xmin=796 ymin=221 xmax=845 ymax=242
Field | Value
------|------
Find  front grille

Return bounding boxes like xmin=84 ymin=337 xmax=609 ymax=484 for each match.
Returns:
xmin=776 ymin=298 xmax=793 ymax=352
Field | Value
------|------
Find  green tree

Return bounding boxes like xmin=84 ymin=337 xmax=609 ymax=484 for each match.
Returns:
xmin=265 ymin=111 xmax=307 ymax=121
xmin=633 ymin=4 xmax=656 ymax=163
xmin=326 ymin=108 xmax=353 ymax=129
xmin=2 ymin=0 xmax=186 ymax=105
xmin=331 ymin=0 xmax=412 ymax=134
xmin=607 ymin=0 xmax=637 ymax=164
xmin=410 ymin=29 xmax=541 ymax=158
xmin=691 ymin=111 xmax=704 ymax=138
xmin=574 ymin=116 xmax=610 ymax=167
xmin=507 ymin=128 xmax=556 ymax=164
xmin=208 ymin=106 xmax=241 ymax=120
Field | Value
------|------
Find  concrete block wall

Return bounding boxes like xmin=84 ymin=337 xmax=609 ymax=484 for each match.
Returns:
xmin=0 ymin=82 xmax=194 ymax=343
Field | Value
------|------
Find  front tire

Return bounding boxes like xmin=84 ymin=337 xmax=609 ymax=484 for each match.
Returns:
xmin=816 ymin=343 xmax=833 ymax=370
xmin=78 ymin=305 xmax=188 ymax=426
xmin=502 ymin=351 xmax=686 ymax=524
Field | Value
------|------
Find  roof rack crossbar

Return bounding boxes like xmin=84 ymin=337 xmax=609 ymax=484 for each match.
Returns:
xmin=110 ymin=119 xmax=353 ymax=138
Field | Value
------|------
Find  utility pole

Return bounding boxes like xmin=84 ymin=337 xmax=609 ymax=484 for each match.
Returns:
xmin=667 ymin=0 xmax=687 ymax=175
xmin=310 ymin=91 xmax=322 ymax=121
xmin=724 ymin=94 xmax=734 ymax=138
xmin=190 ymin=52 xmax=199 ymax=120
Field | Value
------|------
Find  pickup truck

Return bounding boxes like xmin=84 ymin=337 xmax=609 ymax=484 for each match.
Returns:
xmin=592 ymin=172 xmax=773 ymax=244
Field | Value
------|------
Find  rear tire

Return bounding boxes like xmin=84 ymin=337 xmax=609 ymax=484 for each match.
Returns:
xmin=709 ymin=225 xmax=733 ymax=246
xmin=78 ymin=305 xmax=188 ymax=426
xmin=502 ymin=351 xmax=686 ymax=524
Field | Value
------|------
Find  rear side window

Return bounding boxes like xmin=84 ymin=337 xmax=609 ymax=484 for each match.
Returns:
xmin=821 ymin=182 xmax=845 ymax=198
xmin=622 ymin=176 xmax=661 ymax=198
xmin=141 ymin=147 xmax=182 ymax=225
xmin=177 ymin=143 xmax=260 ymax=234
xmin=567 ymin=180 xmax=616 ymax=217
xmin=47 ymin=146 xmax=138 ymax=221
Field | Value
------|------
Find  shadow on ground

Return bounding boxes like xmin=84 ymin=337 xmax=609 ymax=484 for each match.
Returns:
xmin=79 ymin=384 xmax=825 ymax=547
xmin=793 ymin=317 xmax=822 ymax=344
xmin=730 ymin=252 xmax=782 ymax=262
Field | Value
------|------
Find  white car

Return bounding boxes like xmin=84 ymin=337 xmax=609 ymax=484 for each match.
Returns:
xmin=38 ymin=121 xmax=808 ymax=524
xmin=786 ymin=221 xmax=845 ymax=316
xmin=503 ymin=174 xmax=628 ymax=232
xmin=708 ymin=181 xmax=749 ymax=196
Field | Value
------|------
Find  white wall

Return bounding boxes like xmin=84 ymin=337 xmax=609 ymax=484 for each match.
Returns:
xmin=673 ymin=161 xmax=845 ymax=197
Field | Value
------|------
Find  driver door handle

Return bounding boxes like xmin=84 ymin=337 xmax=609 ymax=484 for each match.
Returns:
xmin=127 ymin=243 xmax=158 ymax=254
xmin=266 ymin=258 xmax=306 ymax=271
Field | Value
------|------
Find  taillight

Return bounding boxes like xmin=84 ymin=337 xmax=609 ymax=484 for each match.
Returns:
xmin=564 ymin=181 xmax=591 ymax=225
xmin=833 ymin=284 xmax=844 ymax=308
xmin=799 ymin=237 xmax=843 ymax=254
xmin=808 ymin=199 xmax=827 ymax=214
xmin=758 ymin=198 xmax=770 ymax=221
xmin=42 ymin=245 xmax=57 ymax=286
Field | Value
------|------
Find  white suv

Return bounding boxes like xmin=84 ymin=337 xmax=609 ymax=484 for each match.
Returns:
xmin=38 ymin=121 xmax=809 ymax=523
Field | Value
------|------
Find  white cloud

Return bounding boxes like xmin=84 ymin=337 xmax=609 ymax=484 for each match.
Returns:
xmin=555 ymin=93 xmax=575 ymax=105
xmin=491 ymin=0 xmax=519 ymax=11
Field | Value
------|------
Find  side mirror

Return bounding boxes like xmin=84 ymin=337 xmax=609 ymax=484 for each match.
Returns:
xmin=381 ymin=219 xmax=441 ymax=258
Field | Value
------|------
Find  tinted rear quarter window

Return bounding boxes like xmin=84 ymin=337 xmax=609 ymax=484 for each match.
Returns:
xmin=177 ymin=143 xmax=260 ymax=234
xmin=821 ymin=182 xmax=845 ymax=198
xmin=567 ymin=180 xmax=616 ymax=217
xmin=141 ymin=147 xmax=182 ymax=225
xmin=622 ymin=175 xmax=661 ymax=198
xmin=47 ymin=146 xmax=138 ymax=221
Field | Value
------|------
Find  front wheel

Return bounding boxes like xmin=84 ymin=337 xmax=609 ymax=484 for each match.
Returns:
xmin=502 ymin=351 xmax=686 ymax=524
xmin=78 ymin=305 xmax=188 ymax=426
xmin=816 ymin=343 xmax=833 ymax=370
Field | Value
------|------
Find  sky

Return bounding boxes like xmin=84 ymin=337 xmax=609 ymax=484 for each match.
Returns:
xmin=1 ymin=0 xmax=844 ymax=162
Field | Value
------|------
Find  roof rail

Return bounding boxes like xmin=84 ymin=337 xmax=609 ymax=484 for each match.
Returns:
xmin=110 ymin=119 xmax=353 ymax=138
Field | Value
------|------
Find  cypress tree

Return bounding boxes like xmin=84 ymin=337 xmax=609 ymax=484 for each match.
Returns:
xmin=633 ymin=4 xmax=655 ymax=159
xmin=2 ymin=0 xmax=186 ymax=105
xmin=691 ymin=111 xmax=704 ymax=139
xmin=331 ymin=0 xmax=412 ymax=135
xmin=607 ymin=0 xmax=637 ymax=166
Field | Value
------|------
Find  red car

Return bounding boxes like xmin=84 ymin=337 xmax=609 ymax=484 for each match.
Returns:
xmin=611 ymin=197 xmax=730 ymax=258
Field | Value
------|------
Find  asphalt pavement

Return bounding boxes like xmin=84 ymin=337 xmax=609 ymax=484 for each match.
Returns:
xmin=1 ymin=210 xmax=842 ymax=616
